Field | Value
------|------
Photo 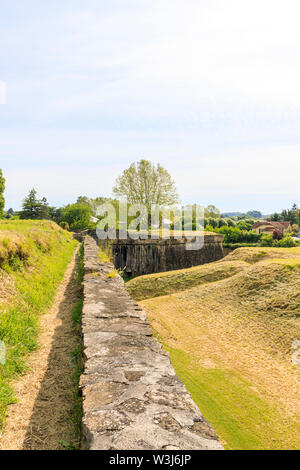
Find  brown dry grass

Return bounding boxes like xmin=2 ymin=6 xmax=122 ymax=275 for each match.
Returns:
xmin=0 ymin=248 xmax=82 ymax=450
xmin=127 ymin=259 xmax=249 ymax=301
xmin=137 ymin=247 xmax=300 ymax=449
xmin=142 ymin=279 xmax=300 ymax=418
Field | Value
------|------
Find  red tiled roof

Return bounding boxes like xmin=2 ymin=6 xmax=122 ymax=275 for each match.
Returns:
xmin=252 ymin=221 xmax=291 ymax=230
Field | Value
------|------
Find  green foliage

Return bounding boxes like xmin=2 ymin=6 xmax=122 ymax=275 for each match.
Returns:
xmin=76 ymin=195 xmax=112 ymax=217
xmin=0 ymin=220 xmax=77 ymax=426
xmin=72 ymin=300 xmax=83 ymax=326
xmin=98 ymin=243 xmax=112 ymax=263
xmin=206 ymin=225 xmax=261 ymax=245
xmin=270 ymin=203 xmax=300 ymax=225
xmin=6 ymin=208 xmax=14 ymax=219
xmin=277 ymin=236 xmax=297 ymax=248
xmin=218 ymin=218 xmax=228 ymax=228
xmin=0 ymin=169 xmax=5 ymax=219
xmin=113 ymin=160 xmax=179 ymax=212
xmin=259 ymin=234 xmax=274 ymax=247
xmin=20 ymin=189 xmax=53 ymax=220
xmin=227 ymin=219 xmax=236 ymax=227
xmin=204 ymin=205 xmax=221 ymax=219
xmin=59 ymin=221 xmax=70 ymax=230
xmin=207 ymin=217 xmax=218 ymax=228
xmin=237 ymin=220 xmax=253 ymax=231
xmin=60 ymin=204 xmax=92 ymax=231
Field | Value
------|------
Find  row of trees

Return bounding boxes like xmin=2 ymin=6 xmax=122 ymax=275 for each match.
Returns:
xmin=1 ymin=162 xmax=299 ymax=238
xmin=269 ymin=204 xmax=300 ymax=225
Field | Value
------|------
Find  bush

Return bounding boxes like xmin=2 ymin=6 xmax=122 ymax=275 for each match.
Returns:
xmin=259 ymin=234 xmax=274 ymax=247
xmin=227 ymin=219 xmax=236 ymax=227
xmin=237 ymin=220 xmax=253 ymax=231
xmin=205 ymin=225 xmax=261 ymax=244
xmin=208 ymin=218 xmax=218 ymax=228
xmin=59 ymin=204 xmax=92 ymax=231
xmin=277 ymin=236 xmax=297 ymax=248
xmin=218 ymin=218 xmax=228 ymax=228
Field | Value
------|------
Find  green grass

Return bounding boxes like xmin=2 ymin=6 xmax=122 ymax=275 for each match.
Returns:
xmin=167 ymin=348 xmax=299 ymax=450
xmin=0 ymin=220 xmax=77 ymax=427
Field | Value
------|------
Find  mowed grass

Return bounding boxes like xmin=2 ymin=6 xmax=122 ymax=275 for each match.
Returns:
xmin=133 ymin=246 xmax=300 ymax=449
xmin=0 ymin=220 xmax=77 ymax=427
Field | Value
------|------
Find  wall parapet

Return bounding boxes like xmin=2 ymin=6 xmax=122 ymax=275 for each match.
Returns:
xmin=80 ymin=235 xmax=223 ymax=450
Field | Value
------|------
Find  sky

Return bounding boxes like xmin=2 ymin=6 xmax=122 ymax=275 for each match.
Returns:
xmin=0 ymin=0 xmax=299 ymax=214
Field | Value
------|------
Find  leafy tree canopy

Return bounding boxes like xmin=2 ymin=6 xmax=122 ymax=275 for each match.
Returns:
xmin=60 ymin=203 xmax=92 ymax=231
xmin=20 ymin=188 xmax=52 ymax=220
xmin=246 ymin=210 xmax=262 ymax=218
xmin=269 ymin=203 xmax=299 ymax=225
xmin=113 ymin=160 xmax=179 ymax=211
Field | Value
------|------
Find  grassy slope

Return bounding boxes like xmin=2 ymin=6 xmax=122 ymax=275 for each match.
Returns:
xmin=129 ymin=247 xmax=300 ymax=449
xmin=0 ymin=220 xmax=77 ymax=426
xmin=126 ymin=260 xmax=249 ymax=300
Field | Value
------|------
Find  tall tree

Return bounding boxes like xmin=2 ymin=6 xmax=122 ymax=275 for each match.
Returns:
xmin=0 ymin=169 xmax=5 ymax=218
xmin=38 ymin=197 xmax=50 ymax=219
xmin=113 ymin=160 xmax=179 ymax=213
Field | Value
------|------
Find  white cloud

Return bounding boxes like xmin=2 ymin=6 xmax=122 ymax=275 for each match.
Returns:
xmin=46 ymin=0 xmax=300 ymax=117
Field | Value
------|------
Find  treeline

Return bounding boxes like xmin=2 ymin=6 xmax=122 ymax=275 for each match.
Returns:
xmin=15 ymin=190 xmax=106 ymax=231
xmin=269 ymin=204 xmax=300 ymax=225
xmin=3 ymin=189 xmax=116 ymax=231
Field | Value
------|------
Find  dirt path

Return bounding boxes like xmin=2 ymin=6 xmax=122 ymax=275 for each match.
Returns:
xmin=0 ymin=249 xmax=82 ymax=450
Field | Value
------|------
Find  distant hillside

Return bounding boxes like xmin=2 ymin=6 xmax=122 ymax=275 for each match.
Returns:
xmin=221 ymin=211 xmax=263 ymax=218
xmin=221 ymin=212 xmax=244 ymax=217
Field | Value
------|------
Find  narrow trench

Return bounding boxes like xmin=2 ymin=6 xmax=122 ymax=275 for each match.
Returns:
xmin=0 ymin=246 xmax=83 ymax=450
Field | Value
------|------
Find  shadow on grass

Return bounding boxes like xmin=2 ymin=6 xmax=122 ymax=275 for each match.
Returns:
xmin=22 ymin=252 xmax=82 ymax=450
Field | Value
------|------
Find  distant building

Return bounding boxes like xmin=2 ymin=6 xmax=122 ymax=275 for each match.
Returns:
xmin=252 ymin=221 xmax=291 ymax=239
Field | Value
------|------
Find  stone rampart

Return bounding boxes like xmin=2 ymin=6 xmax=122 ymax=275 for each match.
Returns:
xmin=80 ymin=235 xmax=223 ymax=450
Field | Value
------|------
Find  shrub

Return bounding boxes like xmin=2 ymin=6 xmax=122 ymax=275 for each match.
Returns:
xmin=277 ymin=236 xmax=297 ymax=248
xmin=205 ymin=225 xmax=261 ymax=244
xmin=260 ymin=234 xmax=274 ymax=247
xmin=208 ymin=218 xmax=218 ymax=228
xmin=218 ymin=218 xmax=228 ymax=228
xmin=60 ymin=204 xmax=92 ymax=231
xmin=227 ymin=219 xmax=236 ymax=227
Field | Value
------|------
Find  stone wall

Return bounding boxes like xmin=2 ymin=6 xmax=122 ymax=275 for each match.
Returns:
xmin=80 ymin=236 xmax=223 ymax=450
xmin=113 ymin=234 xmax=224 ymax=277
xmin=76 ymin=230 xmax=224 ymax=277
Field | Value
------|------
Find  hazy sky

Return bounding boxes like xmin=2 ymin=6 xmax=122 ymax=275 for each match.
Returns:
xmin=0 ymin=0 xmax=299 ymax=213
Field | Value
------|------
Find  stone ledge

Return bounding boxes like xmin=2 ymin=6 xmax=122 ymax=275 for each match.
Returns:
xmin=81 ymin=236 xmax=223 ymax=450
